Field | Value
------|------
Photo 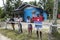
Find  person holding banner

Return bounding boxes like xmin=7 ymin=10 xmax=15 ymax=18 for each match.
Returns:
xmin=27 ymin=16 xmax=32 ymax=35
xmin=39 ymin=14 xmax=44 ymax=40
xmin=32 ymin=14 xmax=40 ymax=38
xmin=17 ymin=16 xmax=23 ymax=33
xmin=32 ymin=13 xmax=44 ymax=39
xmin=9 ymin=16 xmax=15 ymax=31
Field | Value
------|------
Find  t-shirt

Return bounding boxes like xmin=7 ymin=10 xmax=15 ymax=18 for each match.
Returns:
xmin=39 ymin=16 xmax=44 ymax=22
xmin=32 ymin=16 xmax=44 ymax=22
xmin=26 ymin=19 xmax=31 ymax=23
xmin=32 ymin=16 xmax=44 ymax=29
xmin=17 ymin=18 xmax=20 ymax=22
xmin=26 ymin=19 xmax=32 ymax=29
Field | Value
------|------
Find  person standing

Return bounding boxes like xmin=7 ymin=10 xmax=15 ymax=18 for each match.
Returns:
xmin=27 ymin=16 xmax=32 ymax=35
xmin=32 ymin=11 xmax=40 ymax=38
xmin=17 ymin=16 xmax=23 ymax=33
xmin=10 ymin=16 xmax=15 ymax=31
xmin=36 ymin=14 xmax=44 ymax=39
xmin=32 ymin=13 xmax=44 ymax=39
xmin=39 ymin=14 xmax=44 ymax=40
xmin=34 ymin=14 xmax=41 ymax=38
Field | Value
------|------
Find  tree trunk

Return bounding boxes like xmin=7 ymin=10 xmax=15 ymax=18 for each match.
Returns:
xmin=48 ymin=0 xmax=58 ymax=40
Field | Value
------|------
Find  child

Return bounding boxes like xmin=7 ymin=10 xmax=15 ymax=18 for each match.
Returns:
xmin=27 ymin=16 xmax=32 ymax=35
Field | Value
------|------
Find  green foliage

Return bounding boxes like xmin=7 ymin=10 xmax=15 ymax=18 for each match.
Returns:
xmin=29 ymin=0 xmax=37 ymax=6
xmin=14 ymin=0 xmax=22 ymax=9
xmin=58 ymin=2 xmax=60 ymax=13
xmin=45 ymin=0 xmax=54 ymax=14
xmin=0 ymin=7 xmax=6 ymax=19
xmin=2 ymin=0 xmax=22 ymax=18
xmin=29 ymin=1 xmax=34 ymax=5
xmin=1 ymin=0 xmax=60 ymax=19
xmin=45 ymin=0 xmax=54 ymax=19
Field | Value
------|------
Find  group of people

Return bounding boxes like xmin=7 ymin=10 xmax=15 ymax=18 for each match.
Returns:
xmin=26 ymin=11 xmax=44 ymax=39
xmin=7 ymin=16 xmax=23 ymax=33
xmin=7 ymin=11 xmax=44 ymax=40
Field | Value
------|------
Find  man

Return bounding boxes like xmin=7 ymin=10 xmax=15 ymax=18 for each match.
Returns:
xmin=32 ymin=11 xmax=40 ymax=38
xmin=32 ymin=13 xmax=44 ymax=38
xmin=10 ymin=16 xmax=15 ymax=31
xmin=17 ymin=16 xmax=23 ymax=33
xmin=39 ymin=14 xmax=44 ymax=40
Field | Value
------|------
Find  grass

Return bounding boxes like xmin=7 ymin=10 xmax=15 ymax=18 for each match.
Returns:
xmin=54 ymin=33 xmax=60 ymax=40
xmin=56 ymin=28 xmax=60 ymax=40
xmin=0 ymin=29 xmax=48 ymax=40
xmin=0 ymin=28 xmax=60 ymax=40
xmin=52 ymin=28 xmax=60 ymax=40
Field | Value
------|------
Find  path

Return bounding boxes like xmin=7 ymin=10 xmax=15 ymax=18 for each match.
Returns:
xmin=0 ymin=34 xmax=11 ymax=40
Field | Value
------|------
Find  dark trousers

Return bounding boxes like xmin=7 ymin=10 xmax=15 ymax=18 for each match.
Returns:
xmin=36 ymin=30 xmax=39 ymax=38
xmin=40 ymin=31 xmax=42 ymax=40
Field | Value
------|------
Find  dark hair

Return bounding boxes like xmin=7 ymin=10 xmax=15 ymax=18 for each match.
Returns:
xmin=37 ymin=14 xmax=40 ymax=17
xmin=27 ymin=16 xmax=30 ymax=19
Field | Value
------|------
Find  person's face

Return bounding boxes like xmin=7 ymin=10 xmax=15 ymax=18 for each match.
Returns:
xmin=37 ymin=14 xmax=39 ymax=17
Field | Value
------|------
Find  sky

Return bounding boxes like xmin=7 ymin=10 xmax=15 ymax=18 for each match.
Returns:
xmin=0 ymin=0 xmax=3 ymax=7
xmin=0 ymin=0 xmax=39 ymax=7
xmin=21 ymin=0 xmax=39 ymax=2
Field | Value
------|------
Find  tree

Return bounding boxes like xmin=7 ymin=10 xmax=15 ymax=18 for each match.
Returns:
xmin=2 ymin=0 xmax=22 ymax=17
xmin=2 ymin=0 xmax=22 ymax=30
xmin=46 ymin=0 xmax=53 ymax=13
xmin=29 ymin=1 xmax=34 ymax=5
xmin=58 ymin=2 xmax=60 ymax=13
xmin=0 ymin=7 xmax=5 ymax=18
xmin=14 ymin=0 xmax=22 ymax=9
xmin=29 ymin=0 xmax=37 ymax=6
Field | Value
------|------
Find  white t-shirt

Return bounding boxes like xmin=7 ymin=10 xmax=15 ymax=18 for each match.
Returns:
xmin=17 ymin=18 xmax=21 ymax=22
xmin=14 ymin=18 xmax=18 ymax=22
xmin=27 ymin=19 xmax=31 ymax=23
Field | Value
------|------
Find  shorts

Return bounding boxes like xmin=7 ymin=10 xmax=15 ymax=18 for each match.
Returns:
xmin=34 ymin=21 xmax=42 ymax=29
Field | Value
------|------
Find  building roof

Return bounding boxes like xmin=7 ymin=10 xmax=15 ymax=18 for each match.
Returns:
xmin=13 ymin=3 xmax=43 ymax=12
